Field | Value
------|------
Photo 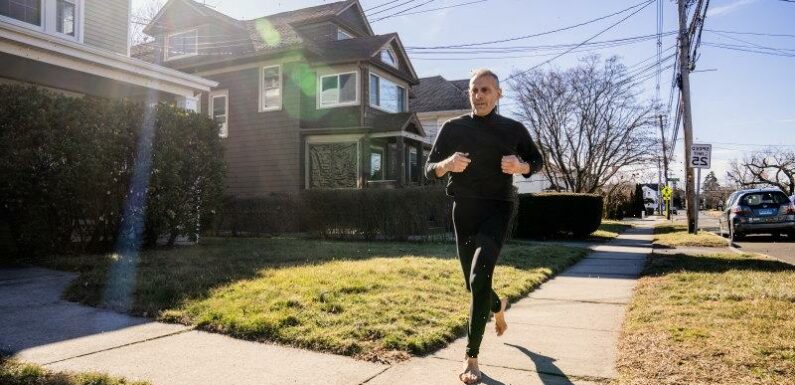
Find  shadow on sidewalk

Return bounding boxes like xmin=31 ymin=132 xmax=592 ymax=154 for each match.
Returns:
xmin=505 ymin=343 xmax=575 ymax=385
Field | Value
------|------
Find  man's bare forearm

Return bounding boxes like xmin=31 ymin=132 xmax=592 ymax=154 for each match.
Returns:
xmin=434 ymin=161 xmax=448 ymax=178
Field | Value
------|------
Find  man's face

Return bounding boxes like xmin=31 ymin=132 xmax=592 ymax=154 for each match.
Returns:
xmin=469 ymin=75 xmax=502 ymax=117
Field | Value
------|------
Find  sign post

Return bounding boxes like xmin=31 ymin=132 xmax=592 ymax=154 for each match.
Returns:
xmin=689 ymin=144 xmax=712 ymax=233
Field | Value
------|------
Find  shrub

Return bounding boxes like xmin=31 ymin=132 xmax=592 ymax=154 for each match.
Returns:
xmin=513 ymin=193 xmax=603 ymax=239
xmin=299 ymin=186 xmax=452 ymax=241
xmin=0 ymin=85 xmax=224 ymax=257
xmin=208 ymin=194 xmax=300 ymax=236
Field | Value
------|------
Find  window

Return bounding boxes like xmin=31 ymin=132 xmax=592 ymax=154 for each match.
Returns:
xmin=319 ymin=72 xmax=357 ymax=107
xmin=369 ymin=73 xmax=406 ymax=113
xmin=337 ymin=28 xmax=353 ymax=40
xmin=1 ymin=0 xmax=83 ymax=40
xmin=370 ymin=146 xmax=385 ymax=180
xmin=408 ymin=146 xmax=418 ymax=183
xmin=55 ymin=0 xmax=74 ymax=36
xmin=166 ymin=29 xmax=198 ymax=60
xmin=380 ymin=48 xmax=397 ymax=68
xmin=0 ymin=0 xmax=41 ymax=26
xmin=260 ymin=65 xmax=281 ymax=111
xmin=209 ymin=90 xmax=229 ymax=138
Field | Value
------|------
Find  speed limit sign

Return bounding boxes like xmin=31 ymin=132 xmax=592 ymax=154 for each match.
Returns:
xmin=690 ymin=144 xmax=711 ymax=169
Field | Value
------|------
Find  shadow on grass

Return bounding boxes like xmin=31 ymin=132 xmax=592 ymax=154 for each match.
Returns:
xmin=653 ymin=224 xmax=686 ymax=235
xmin=644 ymin=253 xmax=795 ymax=277
xmin=24 ymin=237 xmax=583 ymax=318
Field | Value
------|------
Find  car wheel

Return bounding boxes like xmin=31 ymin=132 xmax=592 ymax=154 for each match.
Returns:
xmin=730 ymin=224 xmax=744 ymax=242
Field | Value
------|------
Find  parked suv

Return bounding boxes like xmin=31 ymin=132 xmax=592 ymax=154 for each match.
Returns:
xmin=718 ymin=188 xmax=795 ymax=241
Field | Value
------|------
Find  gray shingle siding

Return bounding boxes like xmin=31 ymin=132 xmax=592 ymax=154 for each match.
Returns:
xmin=83 ymin=0 xmax=130 ymax=55
xmin=337 ymin=4 xmax=369 ymax=36
xmin=204 ymin=64 xmax=302 ymax=197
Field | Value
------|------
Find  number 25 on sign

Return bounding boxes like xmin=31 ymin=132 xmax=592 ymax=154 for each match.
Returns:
xmin=690 ymin=143 xmax=711 ymax=169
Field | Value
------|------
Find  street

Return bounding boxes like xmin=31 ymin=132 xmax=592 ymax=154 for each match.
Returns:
xmin=698 ymin=212 xmax=795 ymax=265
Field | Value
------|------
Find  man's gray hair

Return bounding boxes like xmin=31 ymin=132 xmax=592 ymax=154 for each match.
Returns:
xmin=470 ymin=68 xmax=500 ymax=89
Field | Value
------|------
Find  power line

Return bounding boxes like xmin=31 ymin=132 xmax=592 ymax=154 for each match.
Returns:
xmin=371 ymin=0 xmax=486 ymax=22
xmin=371 ymin=0 xmax=437 ymax=21
xmin=406 ymin=0 xmax=655 ymax=49
xmin=365 ymin=0 xmax=421 ymax=16
xmin=704 ymin=29 xmax=795 ymax=38
xmin=506 ymin=0 xmax=656 ymax=81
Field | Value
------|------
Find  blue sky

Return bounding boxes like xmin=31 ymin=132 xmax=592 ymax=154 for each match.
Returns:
xmin=137 ymin=0 xmax=795 ymax=185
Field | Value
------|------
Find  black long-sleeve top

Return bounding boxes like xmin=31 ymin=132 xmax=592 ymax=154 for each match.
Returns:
xmin=424 ymin=110 xmax=544 ymax=201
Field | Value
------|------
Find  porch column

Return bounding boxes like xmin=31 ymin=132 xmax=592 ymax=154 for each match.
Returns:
xmin=397 ymin=136 xmax=406 ymax=186
xmin=359 ymin=135 xmax=370 ymax=188
xmin=416 ymin=143 xmax=424 ymax=186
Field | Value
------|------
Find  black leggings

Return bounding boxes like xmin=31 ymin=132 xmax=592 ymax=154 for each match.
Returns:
xmin=452 ymin=198 xmax=514 ymax=358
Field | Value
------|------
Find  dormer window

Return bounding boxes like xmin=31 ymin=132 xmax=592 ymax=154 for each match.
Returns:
xmin=337 ymin=28 xmax=353 ymax=40
xmin=380 ymin=48 xmax=397 ymax=68
xmin=165 ymin=29 xmax=198 ymax=61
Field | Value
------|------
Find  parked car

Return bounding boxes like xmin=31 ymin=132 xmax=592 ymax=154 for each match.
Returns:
xmin=718 ymin=188 xmax=795 ymax=241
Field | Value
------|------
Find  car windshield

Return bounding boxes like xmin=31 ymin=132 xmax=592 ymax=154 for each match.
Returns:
xmin=740 ymin=192 xmax=789 ymax=207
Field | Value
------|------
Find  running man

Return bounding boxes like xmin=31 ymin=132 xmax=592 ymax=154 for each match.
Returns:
xmin=424 ymin=69 xmax=543 ymax=384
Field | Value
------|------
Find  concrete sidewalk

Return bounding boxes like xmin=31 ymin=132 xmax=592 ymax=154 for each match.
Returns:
xmin=1 ymin=222 xmax=655 ymax=385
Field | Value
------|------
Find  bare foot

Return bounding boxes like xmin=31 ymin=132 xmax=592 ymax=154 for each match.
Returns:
xmin=459 ymin=356 xmax=481 ymax=384
xmin=495 ymin=298 xmax=508 ymax=336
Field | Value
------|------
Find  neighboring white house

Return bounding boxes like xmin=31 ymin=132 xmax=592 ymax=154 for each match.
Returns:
xmin=641 ymin=184 xmax=660 ymax=211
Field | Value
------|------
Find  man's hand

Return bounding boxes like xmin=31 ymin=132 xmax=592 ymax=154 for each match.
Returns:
xmin=436 ymin=152 xmax=471 ymax=177
xmin=501 ymin=155 xmax=530 ymax=175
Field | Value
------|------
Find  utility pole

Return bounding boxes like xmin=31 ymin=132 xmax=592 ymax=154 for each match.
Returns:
xmin=678 ymin=0 xmax=698 ymax=234
xmin=659 ymin=114 xmax=671 ymax=220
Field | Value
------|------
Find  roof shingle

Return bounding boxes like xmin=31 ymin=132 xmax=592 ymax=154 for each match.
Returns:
xmin=410 ymin=76 xmax=470 ymax=113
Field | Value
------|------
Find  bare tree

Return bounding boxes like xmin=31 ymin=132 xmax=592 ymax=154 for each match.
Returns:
xmin=727 ymin=148 xmax=795 ymax=195
xmin=129 ymin=0 xmax=165 ymax=47
xmin=510 ymin=55 xmax=657 ymax=193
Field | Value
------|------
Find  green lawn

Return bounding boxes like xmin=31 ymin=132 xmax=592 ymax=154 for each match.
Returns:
xmin=591 ymin=220 xmax=634 ymax=241
xmin=616 ymin=252 xmax=795 ymax=385
xmin=0 ymin=357 xmax=149 ymax=385
xmin=653 ymin=223 xmax=728 ymax=248
xmin=32 ymin=237 xmax=586 ymax=361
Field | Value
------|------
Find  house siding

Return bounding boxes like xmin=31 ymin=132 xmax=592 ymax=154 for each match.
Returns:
xmin=204 ymin=63 xmax=302 ymax=197
xmin=84 ymin=0 xmax=130 ymax=55
xmin=337 ymin=4 xmax=370 ymax=36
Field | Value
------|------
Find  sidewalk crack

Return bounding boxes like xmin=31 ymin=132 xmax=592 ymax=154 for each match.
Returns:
xmin=41 ymin=327 xmax=195 ymax=366
xmin=358 ymin=365 xmax=393 ymax=384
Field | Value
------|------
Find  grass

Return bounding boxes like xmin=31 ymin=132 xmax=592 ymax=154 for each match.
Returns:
xmin=616 ymin=252 xmax=795 ymax=385
xmin=30 ymin=237 xmax=586 ymax=362
xmin=591 ymin=220 xmax=634 ymax=240
xmin=0 ymin=357 xmax=149 ymax=385
xmin=653 ymin=223 xmax=728 ymax=248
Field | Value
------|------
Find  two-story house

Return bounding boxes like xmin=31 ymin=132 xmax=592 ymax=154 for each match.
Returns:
xmin=134 ymin=0 xmax=425 ymax=197
xmin=0 ymin=0 xmax=215 ymax=109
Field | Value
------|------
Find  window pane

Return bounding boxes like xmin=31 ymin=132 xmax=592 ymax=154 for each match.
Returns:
xmin=262 ymin=66 xmax=280 ymax=108
xmin=370 ymin=150 xmax=383 ymax=180
xmin=369 ymin=74 xmax=379 ymax=106
xmin=168 ymin=31 xmax=197 ymax=57
xmin=1 ymin=0 xmax=41 ymax=26
xmin=339 ymin=74 xmax=355 ymax=102
xmin=380 ymin=78 xmax=398 ymax=112
xmin=409 ymin=147 xmax=418 ymax=182
xmin=56 ymin=0 xmax=75 ymax=36
xmin=212 ymin=96 xmax=226 ymax=117
xmin=321 ymin=76 xmax=338 ymax=105
xmin=397 ymin=87 xmax=405 ymax=112
xmin=381 ymin=49 xmax=397 ymax=67
xmin=337 ymin=29 xmax=352 ymax=40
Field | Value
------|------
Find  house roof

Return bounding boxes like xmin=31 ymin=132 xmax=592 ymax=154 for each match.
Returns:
xmin=410 ymin=76 xmax=471 ymax=113
xmin=306 ymin=34 xmax=395 ymax=63
xmin=371 ymin=112 xmax=425 ymax=137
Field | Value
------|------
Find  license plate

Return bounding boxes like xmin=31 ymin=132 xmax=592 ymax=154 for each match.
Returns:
xmin=758 ymin=209 xmax=775 ymax=216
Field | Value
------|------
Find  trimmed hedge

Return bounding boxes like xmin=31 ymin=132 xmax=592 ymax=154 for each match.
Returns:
xmin=0 ymin=85 xmax=225 ymax=257
xmin=207 ymin=187 xmax=453 ymax=241
xmin=300 ymin=186 xmax=453 ymax=241
xmin=513 ymin=193 xmax=603 ymax=239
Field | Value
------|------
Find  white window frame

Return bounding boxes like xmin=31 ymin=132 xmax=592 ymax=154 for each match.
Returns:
xmin=380 ymin=47 xmax=398 ymax=68
xmin=209 ymin=89 xmax=229 ymax=138
xmin=317 ymin=72 xmax=359 ymax=109
xmin=164 ymin=28 xmax=198 ymax=61
xmin=369 ymin=145 xmax=386 ymax=181
xmin=369 ymin=72 xmax=406 ymax=113
xmin=337 ymin=27 xmax=353 ymax=40
xmin=0 ymin=0 xmax=84 ymax=42
xmin=408 ymin=145 xmax=418 ymax=182
xmin=259 ymin=64 xmax=282 ymax=112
